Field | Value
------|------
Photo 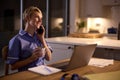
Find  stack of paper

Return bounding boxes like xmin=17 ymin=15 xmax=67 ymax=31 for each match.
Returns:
xmin=88 ymin=58 xmax=114 ymax=67
xmin=28 ymin=65 xmax=61 ymax=75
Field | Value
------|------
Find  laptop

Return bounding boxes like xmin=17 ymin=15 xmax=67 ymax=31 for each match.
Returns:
xmin=51 ymin=44 xmax=97 ymax=72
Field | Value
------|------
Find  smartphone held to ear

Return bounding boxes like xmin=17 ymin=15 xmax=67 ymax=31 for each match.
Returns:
xmin=37 ymin=26 xmax=44 ymax=34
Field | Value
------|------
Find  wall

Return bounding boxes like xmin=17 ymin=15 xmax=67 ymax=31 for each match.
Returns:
xmin=69 ymin=0 xmax=120 ymax=34
xmin=69 ymin=0 xmax=78 ymax=33
xmin=102 ymin=6 xmax=120 ymax=33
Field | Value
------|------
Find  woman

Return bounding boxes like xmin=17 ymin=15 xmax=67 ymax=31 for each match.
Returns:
xmin=7 ymin=6 xmax=52 ymax=72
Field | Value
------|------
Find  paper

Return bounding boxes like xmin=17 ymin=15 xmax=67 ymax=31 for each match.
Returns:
xmin=28 ymin=65 xmax=61 ymax=75
xmin=88 ymin=58 xmax=114 ymax=67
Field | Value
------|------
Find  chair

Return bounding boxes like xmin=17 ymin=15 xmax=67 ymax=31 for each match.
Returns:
xmin=2 ymin=45 xmax=9 ymax=75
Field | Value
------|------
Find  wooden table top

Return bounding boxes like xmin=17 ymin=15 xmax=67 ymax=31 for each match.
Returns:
xmin=0 ymin=60 xmax=120 ymax=80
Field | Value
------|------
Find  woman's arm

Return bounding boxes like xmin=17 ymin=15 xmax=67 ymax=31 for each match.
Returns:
xmin=37 ymin=25 xmax=52 ymax=61
xmin=11 ymin=49 xmax=43 ymax=70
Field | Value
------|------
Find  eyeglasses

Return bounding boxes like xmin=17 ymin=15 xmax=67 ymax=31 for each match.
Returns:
xmin=60 ymin=73 xmax=89 ymax=80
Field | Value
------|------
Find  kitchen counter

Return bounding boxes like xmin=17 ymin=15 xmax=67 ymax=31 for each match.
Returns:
xmin=46 ymin=37 xmax=120 ymax=49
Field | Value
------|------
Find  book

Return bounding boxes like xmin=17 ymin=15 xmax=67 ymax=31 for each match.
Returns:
xmin=88 ymin=58 xmax=113 ymax=67
xmin=28 ymin=65 xmax=62 ymax=75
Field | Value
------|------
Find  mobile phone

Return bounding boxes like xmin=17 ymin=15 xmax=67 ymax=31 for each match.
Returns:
xmin=37 ymin=26 xmax=43 ymax=34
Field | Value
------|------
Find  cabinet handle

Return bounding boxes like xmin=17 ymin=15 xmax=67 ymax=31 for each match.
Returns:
xmin=105 ymin=48 xmax=114 ymax=51
xmin=68 ymin=46 xmax=74 ymax=49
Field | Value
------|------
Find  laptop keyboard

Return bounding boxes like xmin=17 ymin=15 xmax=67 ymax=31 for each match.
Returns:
xmin=51 ymin=60 xmax=70 ymax=69
xmin=56 ymin=61 xmax=69 ymax=69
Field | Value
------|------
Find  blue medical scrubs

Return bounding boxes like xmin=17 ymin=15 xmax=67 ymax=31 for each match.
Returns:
xmin=7 ymin=30 xmax=52 ymax=71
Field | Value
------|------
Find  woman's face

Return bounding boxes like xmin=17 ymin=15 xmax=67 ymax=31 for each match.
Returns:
xmin=28 ymin=12 xmax=42 ymax=30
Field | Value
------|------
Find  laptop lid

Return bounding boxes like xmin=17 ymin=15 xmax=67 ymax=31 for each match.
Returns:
xmin=63 ymin=44 xmax=97 ymax=71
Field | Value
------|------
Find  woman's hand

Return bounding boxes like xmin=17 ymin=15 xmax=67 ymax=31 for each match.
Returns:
xmin=11 ymin=47 xmax=45 ymax=70
xmin=30 ymin=47 xmax=45 ymax=61
xmin=37 ymin=25 xmax=45 ymax=39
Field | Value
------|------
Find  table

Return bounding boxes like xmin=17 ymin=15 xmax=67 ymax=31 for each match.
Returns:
xmin=0 ymin=60 xmax=120 ymax=80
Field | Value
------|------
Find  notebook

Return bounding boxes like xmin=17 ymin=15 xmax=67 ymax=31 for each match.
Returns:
xmin=28 ymin=65 xmax=62 ymax=75
xmin=51 ymin=44 xmax=97 ymax=71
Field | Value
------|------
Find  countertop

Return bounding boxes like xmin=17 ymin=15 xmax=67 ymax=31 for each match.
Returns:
xmin=46 ymin=37 xmax=120 ymax=49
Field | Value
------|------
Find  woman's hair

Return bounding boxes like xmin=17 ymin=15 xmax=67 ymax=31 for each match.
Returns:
xmin=23 ymin=6 xmax=42 ymax=24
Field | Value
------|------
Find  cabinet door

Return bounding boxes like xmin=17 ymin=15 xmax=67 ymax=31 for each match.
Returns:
xmin=94 ymin=48 xmax=120 ymax=60
xmin=102 ymin=0 xmax=120 ymax=6
xmin=45 ymin=43 xmax=73 ymax=64
xmin=80 ymin=0 xmax=103 ymax=17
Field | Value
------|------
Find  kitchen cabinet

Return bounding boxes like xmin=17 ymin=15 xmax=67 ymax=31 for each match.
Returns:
xmin=94 ymin=48 xmax=120 ymax=60
xmin=45 ymin=43 xmax=73 ymax=64
xmin=46 ymin=37 xmax=120 ymax=60
xmin=80 ymin=0 xmax=103 ymax=17
xmin=102 ymin=0 xmax=120 ymax=6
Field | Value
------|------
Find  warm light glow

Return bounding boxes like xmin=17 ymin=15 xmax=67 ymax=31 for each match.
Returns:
xmin=87 ymin=18 xmax=109 ymax=33
xmin=94 ymin=18 xmax=102 ymax=27
xmin=55 ymin=18 xmax=63 ymax=25
xmin=51 ymin=18 xmax=63 ymax=29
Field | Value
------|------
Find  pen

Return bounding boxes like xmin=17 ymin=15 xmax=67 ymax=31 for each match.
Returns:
xmin=44 ymin=66 xmax=52 ymax=72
